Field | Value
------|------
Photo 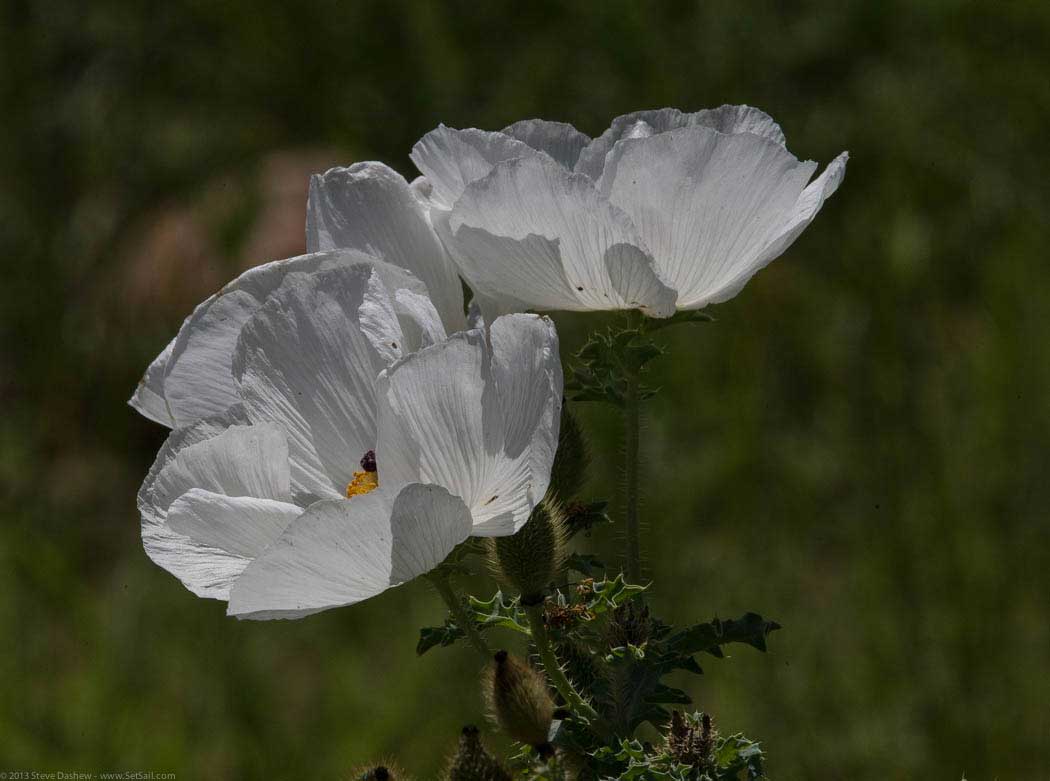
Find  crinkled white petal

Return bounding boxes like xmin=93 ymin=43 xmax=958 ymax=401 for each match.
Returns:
xmin=701 ymin=151 xmax=849 ymax=306
xmin=481 ymin=314 xmax=563 ymax=534
xmin=149 ymin=421 xmax=292 ymax=509
xmin=129 ymin=332 xmax=178 ymax=427
xmin=227 ymin=484 xmax=472 ymax=620
xmin=377 ymin=315 xmax=561 ymax=535
xmin=501 ymin=119 xmax=592 ymax=171
xmin=138 ymin=410 xmax=295 ymax=598
xmin=441 ymin=154 xmax=677 ymax=317
xmin=156 ymin=249 xmax=376 ymax=428
xmin=410 ymin=125 xmax=540 ymax=210
xmin=232 ymin=264 xmax=408 ymax=503
xmin=597 ymin=126 xmax=818 ymax=309
xmin=307 ymin=162 xmax=465 ymax=333
xmin=159 ymin=491 xmax=301 ymax=598
xmin=575 ymin=104 xmax=787 ymax=180
xmin=167 ymin=489 xmax=301 ymax=559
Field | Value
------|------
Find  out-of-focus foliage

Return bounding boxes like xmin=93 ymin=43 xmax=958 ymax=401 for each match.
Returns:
xmin=1 ymin=1 xmax=1048 ymax=779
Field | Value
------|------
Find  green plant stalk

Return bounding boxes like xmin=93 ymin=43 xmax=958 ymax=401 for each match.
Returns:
xmin=524 ymin=604 xmax=607 ymax=735
xmin=623 ymin=368 xmax=642 ymax=584
xmin=429 ymin=572 xmax=491 ymax=659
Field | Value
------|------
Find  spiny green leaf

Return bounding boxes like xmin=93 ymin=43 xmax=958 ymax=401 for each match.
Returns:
xmin=565 ymin=552 xmax=607 ymax=577
xmin=416 ymin=619 xmax=466 ymax=656
xmin=584 ymin=574 xmax=648 ymax=615
xmin=667 ymin=613 xmax=782 ymax=657
xmin=563 ymin=500 xmax=612 ymax=539
xmin=468 ymin=591 xmax=531 ymax=635
xmin=640 ymin=310 xmax=716 ymax=333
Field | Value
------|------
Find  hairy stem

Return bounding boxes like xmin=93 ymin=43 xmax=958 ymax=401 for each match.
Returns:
xmin=525 ymin=604 xmax=607 ymax=734
xmin=429 ymin=572 xmax=490 ymax=659
xmin=624 ymin=367 xmax=642 ymax=583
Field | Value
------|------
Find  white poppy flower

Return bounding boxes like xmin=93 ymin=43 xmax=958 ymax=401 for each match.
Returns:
xmin=131 ymin=160 xmax=465 ymax=429
xmin=411 ymin=105 xmax=848 ymax=319
xmin=135 ymin=256 xmax=562 ymax=619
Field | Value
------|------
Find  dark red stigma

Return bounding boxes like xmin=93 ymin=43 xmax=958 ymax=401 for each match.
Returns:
xmin=360 ymin=449 xmax=377 ymax=473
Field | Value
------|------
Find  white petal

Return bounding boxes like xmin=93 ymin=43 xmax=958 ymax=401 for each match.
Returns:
xmin=410 ymin=125 xmax=539 ymax=209
xmin=167 ymin=489 xmax=301 ymax=558
xmin=441 ymin=154 xmax=677 ymax=317
xmin=575 ymin=104 xmax=786 ymax=180
xmin=387 ymin=484 xmax=473 ymax=584
xmin=156 ymin=491 xmax=301 ymax=598
xmin=137 ymin=411 xmax=294 ymax=598
xmin=377 ymin=317 xmax=561 ymax=535
xmin=149 ymin=421 xmax=292 ymax=509
xmin=160 ymin=249 xmax=377 ymax=428
xmin=481 ymin=314 xmax=563 ymax=534
xmin=597 ymin=126 xmax=818 ymax=308
xmin=703 ymin=151 xmax=849 ymax=306
xmin=129 ymin=333 xmax=177 ymax=427
xmin=307 ymin=162 xmax=465 ymax=333
xmin=501 ymin=119 xmax=591 ymax=170
xmin=376 ymin=329 xmax=496 ymax=506
xmin=227 ymin=484 xmax=472 ymax=620
xmin=392 ymin=287 xmax=447 ymax=352
xmin=232 ymin=264 xmax=407 ymax=503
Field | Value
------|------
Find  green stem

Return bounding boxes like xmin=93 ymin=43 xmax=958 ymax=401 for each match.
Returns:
xmin=624 ymin=368 xmax=642 ymax=583
xmin=429 ymin=572 xmax=490 ymax=659
xmin=525 ymin=604 xmax=607 ymax=734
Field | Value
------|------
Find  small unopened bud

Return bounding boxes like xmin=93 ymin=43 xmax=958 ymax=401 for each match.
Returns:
xmin=445 ymin=725 xmax=512 ymax=781
xmin=487 ymin=500 xmax=567 ymax=605
xmin=485 ymin=650 xmax=555 ymax=755
xmin=665 ymin=711 xmax=718 ymax=770
xmin=547 ymin=405 xmax=590 ymax=502
xmin=351 ymin=764 xmax=409 ymax=781
xmin=607 ymin=600 xmax=653 ymax=648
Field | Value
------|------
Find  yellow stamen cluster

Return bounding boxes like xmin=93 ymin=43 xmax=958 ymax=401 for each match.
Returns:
xmin=346 ymin=470 xmax=379 ymax=498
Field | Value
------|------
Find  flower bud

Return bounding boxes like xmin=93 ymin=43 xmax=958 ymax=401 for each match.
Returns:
xmin=546 ymin=405 xmax=590 ymax=502
xmin=665 ymin=711 xmax=717 ymax=770
xmin=484 ymin=650 xmax=555 ymax=755
xmin=351 ymin=764 xmax=409 ymax=781
xmin=487 ymin=500 xmax=567 ymax=606
xmin=607 ymin=600 xmax=653 ymax=648
xmin=445 ymin=725 xmax=512 ymax=781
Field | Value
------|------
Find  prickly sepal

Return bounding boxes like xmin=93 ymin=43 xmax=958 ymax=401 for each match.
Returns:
xmin=487 ymin=501 xmax=567 ymax=606
xmin=445 ymin=725 xmax=512 ymax=781
xmin=546 ymin=404 xmax=590 ymax=502
xmin=485 ymin=650 xmax=556 ymax=754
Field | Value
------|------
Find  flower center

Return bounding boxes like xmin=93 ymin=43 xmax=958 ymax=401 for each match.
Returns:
xmin=346 ymin=449 xmax=379 ymax=498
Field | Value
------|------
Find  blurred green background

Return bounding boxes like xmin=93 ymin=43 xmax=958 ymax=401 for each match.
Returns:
xmin=2 ymin=0 xmax=1048 ymax=778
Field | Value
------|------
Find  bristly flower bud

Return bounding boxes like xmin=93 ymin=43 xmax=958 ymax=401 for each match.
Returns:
xmin=351 ymin=763 xmax=410 ymax=781
xmin=546 ymin=404 xmax=590 ymax=502
xmin=484 ymin=650 xmax=555 ymax=755
xmin=486 ymin=500 xmax=567 ymax=606
xmin=445 ymin=725 xmax=512 ymax=781
xmin=607 ymin=599 xmax=653 ymax=648
xmin=665 ymin=711 xmax=717 ymax=771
